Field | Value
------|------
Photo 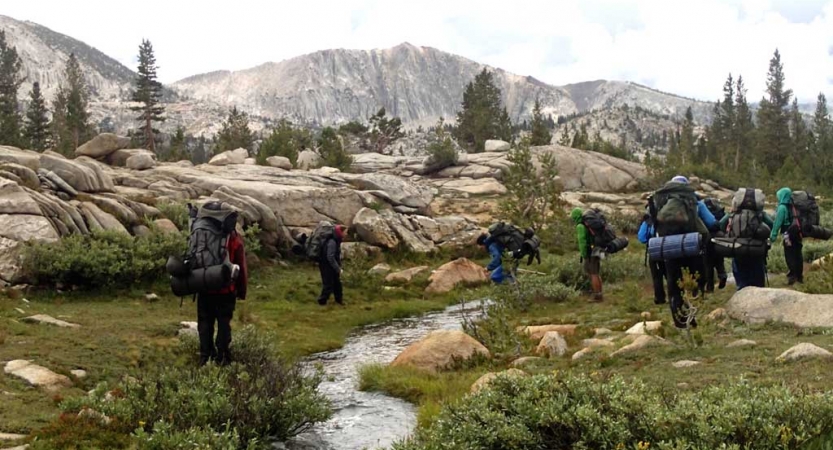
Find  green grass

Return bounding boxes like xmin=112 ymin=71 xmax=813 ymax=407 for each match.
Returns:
xmin=0 ymin=254 xmax=489 ymax=438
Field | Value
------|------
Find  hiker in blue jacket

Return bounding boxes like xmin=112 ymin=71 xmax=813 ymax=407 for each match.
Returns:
xmin=638 ymin=212 xmax=666 ymax=304
xmin=477 ymin=234 xmax=512 ymax=284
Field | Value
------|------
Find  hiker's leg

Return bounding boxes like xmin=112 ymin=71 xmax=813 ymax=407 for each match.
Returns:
xmin=750 ymin=257 xmax=767 ymax=288
xmin=589 ymin=257 xmax=602 ymax=300
xmin=318 ymin=264 xmax=333 ymax=305
xmin=794 ymin=240 xmax=804 ymax=282
xmin=664 ymin=259 xmax=687 ymax=328
xmin=715 ymin=255 xmax=728 ymax=286
xmin=215 ymin=294 xmax=236 ymax=366
xmin=197 ymin=294 xmax=216 ymax=365
xmin=334 ymin=272 xmax=344 ymax=305
xmin=784 ymin=241 xmax=799 ymax=283
xmin=732 ymin=258 xmax=746 ymax=290
xmin=650 ymin=260 xmax=666 ymax=304
xmin=704 ymin=251 xmax=716 ymax=292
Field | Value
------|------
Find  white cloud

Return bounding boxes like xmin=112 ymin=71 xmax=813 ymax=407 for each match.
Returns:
xmin=1 ymin=0 xmax=831 ymax=102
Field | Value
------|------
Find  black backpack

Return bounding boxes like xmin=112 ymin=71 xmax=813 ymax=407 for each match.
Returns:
xmin=186 ymin=202 xmax=237 ymax=272
xmin=703 ymin=198 xmax=725 ymax=221
xmin=652 ymin=182 xmax=707 ymax=237
xmin=488 ymin=222 xmax=525 ymax=253
xmin=306 ymin=221 xmax=335 ymax=261
xmin=790 ymin=191 xmax=820 ymax=237
xmin=581 ymin=209 xmax=616 ymax=249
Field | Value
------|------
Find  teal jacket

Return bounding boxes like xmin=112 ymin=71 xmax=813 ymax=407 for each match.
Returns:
xmin=770 ymin=187 xmax=793 ymax=242
xmin=571 ymin=208 xmax=592 ymax=258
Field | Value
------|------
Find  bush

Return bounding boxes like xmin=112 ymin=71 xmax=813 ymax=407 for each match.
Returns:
xmin=59 ymin=326 xmax=331 ymax=448
xmin=523 ymin=277 xmax=579 ymax=303
xmin=133 ymin=421 xmax=251 ymax=450
xmin=242 ymin=223 xmax=263 ymax=255
xmin=423 ymin=118 xmax=458 ymax=173
xmin=157 ymin=201 xmax=190 ymax=231
xmin=22 ymin=229 xmax=186 ymax=287
xmin=395 ymin=373 xmax=833 ymax=450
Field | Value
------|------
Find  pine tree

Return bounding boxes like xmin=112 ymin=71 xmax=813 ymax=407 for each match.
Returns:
xmin=529 ymin=98 xmax=552 ymax=146
xmin=23 ymin=82 xmax=50 ymax=151
xmin=0 ymin=30 xmax=23 ymax=147
xmin=317 ymin=126 xmax=352 ymax=171
xmin=368 ymin=108 xmax=404 ymax=153
xmin=168 ymin=126 xmax=187 ymax=161
xmin=454 ymin=69 xmax=513 ymax=152
xmin=258 ymin=119 xmax=313 ymax=165
xmin=679 ymin=107 xmax=695 ymax=165
xmin=131 ymin=39 xmax=165 ymax=153
xmin=734 ymin=76 xmax=754 ymax=173
xmin=52 ymin=53 xmax=94 ymax=154
xmin=790 ymin=99 xmax=809 ymax=160
xmin=809 ymin=93 xmax=832 ymax=185
xmin=216 ymin=107 xmax=254 ymax=153
xmin=756 ymin=49 xmax=793 ymax=174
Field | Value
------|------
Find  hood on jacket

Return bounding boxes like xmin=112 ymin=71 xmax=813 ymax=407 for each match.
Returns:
xmin=776 ymin=187 xmax=793 ymax=205
xmin=334 ymin=225 xmax=346 ymax=240
xmin=571 ymin=208 xmax=583 ymax=225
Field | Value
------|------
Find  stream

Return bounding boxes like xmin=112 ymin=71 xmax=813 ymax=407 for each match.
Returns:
xmin=283 ymin=301 xmax=485 ymax=450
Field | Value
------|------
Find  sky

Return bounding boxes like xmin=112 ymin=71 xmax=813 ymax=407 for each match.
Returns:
xmin=2 ymin=0 xmax=832 ymax=102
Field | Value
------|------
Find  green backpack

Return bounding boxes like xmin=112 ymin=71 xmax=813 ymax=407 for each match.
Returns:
xmin=653 ymin=182 xmax=708 ymax=237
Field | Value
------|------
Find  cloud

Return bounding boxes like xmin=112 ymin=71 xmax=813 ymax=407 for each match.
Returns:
xmin=2 ymin=0 xmax=832 ymax=102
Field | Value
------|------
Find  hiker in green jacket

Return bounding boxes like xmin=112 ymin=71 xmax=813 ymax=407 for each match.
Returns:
xmin=771 ymin=187 xmax=803 ymax=284
xmin=571 ymin=208 xmax=603 ymax=301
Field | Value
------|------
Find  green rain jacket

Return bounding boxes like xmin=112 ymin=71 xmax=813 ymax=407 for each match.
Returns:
xmin=770 ymin=187 xmax=793 ymax=242
xmin=571 ymin=208 xmax=592 ymax=258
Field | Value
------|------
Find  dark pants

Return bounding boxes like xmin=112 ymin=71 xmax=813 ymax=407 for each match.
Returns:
xmin=732 ymin=257 xmax=766 ymax=290
xmin=784 ymin=240 xmax=804 ymax=283
xmin=649 ymin=260 xmax=667 ymax=304
xmin=197 ymin=292 xmax=236 ymax=366
xmin=318 ymin=265 xmax=343 ymax=305
xmin=704 ymin=244 xmax=727 ymax=291
xmin=664 ymin=256 xmax=704 ymax=329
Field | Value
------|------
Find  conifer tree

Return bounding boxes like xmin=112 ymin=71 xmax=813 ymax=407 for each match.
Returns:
xmin=679 ymin=107 xmax=695 ymax=165
xmin=811 ymin=93 xmax=832 ymax=184
xmin=0 ymin=30 xmax=23 ymax=147
xmin=790 ymin=99 xmax=809 ymax=159
xmin=168 ymin=126 xmax=187 ymax=161
xmin=24 ymin=82 xmax=50 ymax=151
xmin=733 ymin=76 xmax=754 ymax=172
xmin=216 ymin=107 xmax=254 ymax=153
xmin=529 ymin=98 xmax=552 ymax=146
xmin=368 ymin=108 xmax=404 ymax=153
xmin=317 ymin=126 xmax=352 ymax=171
xmin=455 ymin=69 xmax=512 ymax=152
xmin=52 ymin=53 xmax=94 ymax=154
xmin=131 ymin=39 xmax=165 ymax=152
xmin=756 ymin=49 xmax=792 ymax=174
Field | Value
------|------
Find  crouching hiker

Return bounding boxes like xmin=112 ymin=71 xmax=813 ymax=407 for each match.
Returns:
xmin=477 ymin=233 xmax=512 ymax=284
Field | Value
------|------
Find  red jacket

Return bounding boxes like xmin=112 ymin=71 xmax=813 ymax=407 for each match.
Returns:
xmin=209 ymin=231 xmax=248 ymax=299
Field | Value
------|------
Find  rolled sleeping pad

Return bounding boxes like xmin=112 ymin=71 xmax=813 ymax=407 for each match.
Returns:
xmin=648 ymin=233 xmax=702 ymax=262
xmin=711 ymin=237 xmax=768 ymax=258
xmin=605 ymin=237 xmax=629 ymax=254
xmin=805 ymin=225 xmax=833 ymax=241
xmin=170 ymin=263 xmax=233 ymax=297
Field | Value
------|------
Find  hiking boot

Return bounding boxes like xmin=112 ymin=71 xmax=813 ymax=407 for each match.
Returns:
xmin=787 ymin=277 xmax=797 ymax=286
xmin=336 ymin=299 xmax=345 ymax=306
xmin=654 ymin=298 xmax=667 ymax=305
xmin=589 ymin=293 xmax=603 ymax=303
xmin=718 ymin=278 xmax=727 ymax=289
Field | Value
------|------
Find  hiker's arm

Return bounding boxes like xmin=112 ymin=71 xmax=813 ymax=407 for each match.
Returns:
xmin=233 ymin=234 xmax=248 ymax=300
xmin=326 ymin=239 xmax=341 ymax=273
xmin=576 ymin=225 xmax=589 ymax=258
xmin=763 ymin=212 xmax=775 ymax=228
xmin=770 ymin=206 xmax=786 ymax=242
xmin=698 ymin=202 xmax=717 ymax=229
xmin=718 ymin=214 xmax=729 ymax=232
xmin=486 ymin=244 xmax=502 ymax=271
xmin=637 ymin=221 xmax=650 ymax=244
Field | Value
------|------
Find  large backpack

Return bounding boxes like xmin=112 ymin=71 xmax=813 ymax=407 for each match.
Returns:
xmin=652 ymin=182 xmax=706 ymax=237
xmin=703 ymin=198 xmax=725 ymax=221
xmin=187 ymin=202 xmax=236 ymax=271
xmin=731 ymin=188 xmax=765 ymax=212
xmin=790 ymin=191 xmax=820 ymax=237
xmin=488 ymin=222 xmax=525 ymax=253
xmin=306 ymin=221 xmax=335 ymax=260
xmin=727 ymin=188 xmax=770 ymax=240
xmin=581 ymin=209 xmax=617 ymax=250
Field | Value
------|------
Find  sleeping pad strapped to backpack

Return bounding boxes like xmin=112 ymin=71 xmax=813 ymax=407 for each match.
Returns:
xmin=168 ymin=201 xmax=239 ymax=297
xmin=647 ymin=181 xmax=706 ymax=261
xmin=711 ymin=188 xmax=770 ymax=258
xmin=581 ymin=209 xmax=628 ymax=254
xmin=790 ymin=191 xmax=832 ymax=240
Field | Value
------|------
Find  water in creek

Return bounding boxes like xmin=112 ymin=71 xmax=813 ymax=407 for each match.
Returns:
xmin=283 ymin=301 xmax=484 ymax=450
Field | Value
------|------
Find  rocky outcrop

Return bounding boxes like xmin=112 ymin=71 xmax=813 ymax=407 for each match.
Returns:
xmin=75 ymin=133 xmax=130 ymax=158
xmin=385 ymin=266 xmax=429 ymax=283
xmin=425 ymin=258 xmax=489 ymax=294
xmin=209 ymin=148 xmax=249 ymax=166
xmin=727 ymin=288 xmax=833 ymax=328
xmin=22 ymin=314 xmax=81 ymax=328
xmin=353 ymin=208 xmax=480 ymax=253
xmin=296 ymin=150 xmax=321 ymax=170
xmin=391 ymin=329 xmax=490 ymax=373
xmin=126 ymin=153 xmax=156 ymax=170
xmin=484 ymin=140 xmax=511 ymax=152
xmin=40 ymin=153 xmax=114 ymax=193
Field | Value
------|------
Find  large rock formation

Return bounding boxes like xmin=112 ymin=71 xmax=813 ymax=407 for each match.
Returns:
xmin=727 ymin=288 xmax=833 ymax=328
xmin=391 ymin=329 xmax=490 ymax=373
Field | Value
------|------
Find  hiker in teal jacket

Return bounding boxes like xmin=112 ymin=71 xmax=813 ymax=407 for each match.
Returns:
xmin=771 ymin=187 xmax=803 ymax=284
xmin=572 ymin=208 xmax=603 ymax=301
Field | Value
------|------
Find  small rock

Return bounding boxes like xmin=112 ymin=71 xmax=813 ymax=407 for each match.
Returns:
xmin=509 ymin=356 xmax=543 ymax=368
xmin=178 ymin=321 xmax=198 ymax=338
xmin=14 ymin=308 xmax=25 ymax=315
xmin=385 ymin=266 xmax=429 ymax=283
xmin=243 ymin=158 xmax=257 ymax=165
xmin=726 ymin=339 xmax=757 ymax=348
xmin=391 ymin=330 xmax=490 ymax=373
xmin=536 ymin=331 xmax=568 ymax=357
xmin=594 ymin=328 xmax=613 ymax=337
xmin=707 ymin=308 xmax=727 ymax=321
xmin=0 ymin=432 xmax=27 ymax=441
xmin=571 ymin=347 xmax=594 ymax=361
xmin=625 ymin=321 xmax=662 ymax=335
xmin=153 ymin=218 xmax=179 ymax=234
xmin=776 ymin=343 xmax=833 ymax=362
xmin=70 ymin=369 xmax=87 ymax=379
xmin=20 ymin=298 xmax=29 ymax=304
xmin=518 ymin=324 xmax=579 ymax=341
xmin=672 ymin=360 xmax=701 ymax=368
xmin=640 ymin=311 xmax=651 ymax=320
xmin=367 ymin=263 xmax=391 ymax=276
xmin=677 ymin=382 xmax=690 ymax=389
xmin=21 ymin=314 xmax=80 ymax=328
xmin=470 ymin=369 xmax=526 ymax=393
xmin=4 ymin=360 xmax=72 ymax=392
xmin=484 ymin=140 xmax=511 ymax=152
xmin=611 ymin=335 xmax=668 ymax=357
xmin=266 ymin=156 xmax=292 ymax=170
xmin=424 ymin=258 xmax=489 ymax=294
xmin=125 ymin=153 xmax=156 ymax=170
xmin=145 ymin=293 xmax=159 ymax=302
xmin=581 ymin=338 xmax=614 ymax=349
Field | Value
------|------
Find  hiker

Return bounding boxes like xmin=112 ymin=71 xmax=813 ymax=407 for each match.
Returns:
xmin=771 ymin=187 xmax=803 ymax=285
xmin=638 ymin=211 xmax=666 ymax=304
xmin=702 ymin=198 xmax=728 ymax=292
xmin=649 ymin=176 xmax=715 ymax=329
xmin=318 ymin=224 xmax=346 ymax=305
xmin=571 ymin=208 xmax=603 ymax=301
xmin=192 ymin=202 xmax=248 ymax=366
xmin=477 ymin=233 xmax=512 ymax=284
xmin=715 ymin=188 xmax=772 ymax=289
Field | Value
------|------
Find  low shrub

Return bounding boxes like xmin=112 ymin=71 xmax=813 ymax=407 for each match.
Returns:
xmin=242 ymin=223 xmax=263 ymax=255
xmin=57 ymin=326 xmax=332 ymax=448
xmin=156 ymin=201 xmax=190 ymax=231
xmin=133 ymin=421 xmax=252 ymax=450
xmin=461 ymin=297 xmax=530 ymax=359
xmin=22 ymin=229 xmax=186 ymax=287
xmin=522 ymin=276 xmax=579 ymax=303
xmin=395 ymin=373 xmax=833 ymax=450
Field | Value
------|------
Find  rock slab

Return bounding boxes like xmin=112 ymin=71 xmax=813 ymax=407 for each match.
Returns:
xmin=22 ymin=314 xmax=80 ymax=328
xmin=470 ymin=369 xmax=526 ymax=393
xmin=518 ymin=324 xmax=578 ymax=341
xmin=4 ymin=360 xmax=72 ymax=392
xmin=776 ymin=343 xmax=833 ymax=362
xmin=727 ymin=288 xmax=833 ymax=328
xmin=385 ymin=266 xmax=429 ymax=283
xmin=391 ymin=329 xmax=490 ymax=373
